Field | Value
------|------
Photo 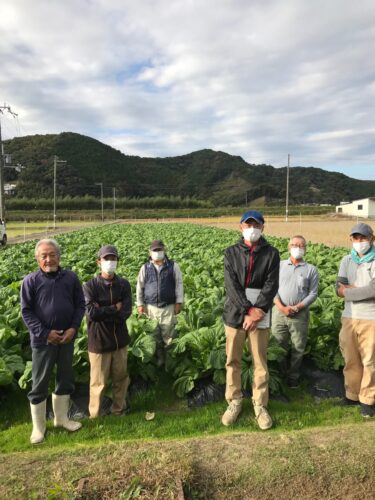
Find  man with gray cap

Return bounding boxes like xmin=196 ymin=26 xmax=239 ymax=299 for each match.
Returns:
xmin=336 ymin=223 xmax=375 ymax=418
xmin=136 ymin=240 xmax=183 ymax=365
xmin=222 ymin=210 xmax=280 ymax=430
xmin=83 ymin=245 xmax=132 ymax=417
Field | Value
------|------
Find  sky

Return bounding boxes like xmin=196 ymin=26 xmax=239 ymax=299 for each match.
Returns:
xmin=1 ymin=0 xmax=375 ymax=180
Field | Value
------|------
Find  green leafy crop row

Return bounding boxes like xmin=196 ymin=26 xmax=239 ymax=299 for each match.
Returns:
xmin=0 ymin=224 xmax=347 ymax=396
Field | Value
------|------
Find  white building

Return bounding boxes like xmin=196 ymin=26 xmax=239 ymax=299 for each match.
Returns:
xmin=336 ymin=197 xmax=375 ymax=218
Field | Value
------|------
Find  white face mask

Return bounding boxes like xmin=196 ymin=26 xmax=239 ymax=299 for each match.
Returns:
xmin=243 ymin=227 xmax=262 ymax=243
xmin=290 ymin=247 xmax=305 ymax=260
xmin=101 ymin=260 xmax=117 ymax=275
xmin=151 ymin=250 xmax=165 ymax=261
xmin=353 ymin=241 xmax=371 ymax=255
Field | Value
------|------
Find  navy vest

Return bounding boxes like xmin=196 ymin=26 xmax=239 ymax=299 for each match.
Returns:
xmin=143 ymin=260 xmax=176 ymax=307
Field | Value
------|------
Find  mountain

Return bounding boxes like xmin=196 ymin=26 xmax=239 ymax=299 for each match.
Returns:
xmin=3 ymin=132 xmax=375 ymax=205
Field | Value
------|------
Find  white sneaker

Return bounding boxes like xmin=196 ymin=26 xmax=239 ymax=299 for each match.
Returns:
xmin=221 ymin=399 xmax=242 ymax=426
xmin=253 ymin=401 xmax=272 ymax=430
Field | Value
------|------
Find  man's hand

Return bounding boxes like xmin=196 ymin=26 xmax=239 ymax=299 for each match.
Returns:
xmin=337 ymin=283 xmax=348 ymax=298
xmin=243 ymin=315 xmax=258 ymax=331
xmin=137 ymin=305 xmax=145 ymax=315
xmin=115 ymin=301 xmax=122 ymax=312
xmin=283 ymin=305 xmax=298 ymax=317
xmin=249 ymin=307 xmax=265 ymax=321
xmin=47 ymin=329 xmax=63 ymax=345
xmin=60 ymin=328 xmax=76 ymax=344
xmin=175 ymin=303 xmax=182 ymax=314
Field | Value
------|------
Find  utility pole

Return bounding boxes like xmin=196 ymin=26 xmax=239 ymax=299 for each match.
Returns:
xmin=113 ymin=187 xmax=116 ymax=220
xmin=285 ymin=153 xmax=290 ymax=222
xmin=53 ymin=155 xmax=66 ymax=230
xmin=0 ymin=104 xmax=18 ymax=221
xmin=96 ymin=182 xmax=104 ymax=222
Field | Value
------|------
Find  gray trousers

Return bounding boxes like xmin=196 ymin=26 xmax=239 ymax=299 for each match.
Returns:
xmin=28 ymin=342 xmax=75 ymax=404
xmin=271 ymin=307 xmax=309 ymax=382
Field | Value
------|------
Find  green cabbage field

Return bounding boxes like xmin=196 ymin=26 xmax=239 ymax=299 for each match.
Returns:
xmin=0 ymin=223 xmax=348 ymax=397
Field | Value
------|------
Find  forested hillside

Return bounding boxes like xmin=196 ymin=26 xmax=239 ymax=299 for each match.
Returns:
xmin=4 ymin=132 xmax=374 ymax=205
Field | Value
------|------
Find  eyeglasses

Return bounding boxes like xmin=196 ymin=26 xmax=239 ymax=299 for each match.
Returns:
xmin=290 ymin=244 xmax=306 ymax=249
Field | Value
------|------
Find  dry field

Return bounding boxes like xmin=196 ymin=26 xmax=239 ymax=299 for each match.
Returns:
xmin=6 ymin=215 xmax=372 ymax=248
xmin=165 ymin=215 xmax=371 ymax=248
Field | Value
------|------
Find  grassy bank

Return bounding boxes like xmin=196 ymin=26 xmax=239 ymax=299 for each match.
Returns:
xmin=1 ymin=376 xmax=374 ymax=498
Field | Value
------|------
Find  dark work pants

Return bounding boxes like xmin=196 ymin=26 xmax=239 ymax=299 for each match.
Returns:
xmin=28 ymin=342 xmax=75 ymax=404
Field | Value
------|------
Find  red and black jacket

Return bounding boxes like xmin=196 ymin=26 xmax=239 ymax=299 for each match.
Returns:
xmin=223 ymin=237 xmax=280 ymax=328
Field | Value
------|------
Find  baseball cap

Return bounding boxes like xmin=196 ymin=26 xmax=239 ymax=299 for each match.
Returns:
xmin=150 ymin=240 xmax=165 ymax=251
xmin=97 ymin=245 xmax=119 ymax=259
xmin=240 ymin=210 xmax=265 ymax=224
xmin=350 ymin=223 xmax=373 ymax=237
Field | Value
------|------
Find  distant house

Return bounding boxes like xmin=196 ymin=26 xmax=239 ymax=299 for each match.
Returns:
xmin=4 ymin=183 xmax=16 ymax=196
xmin=336 ymin=197 xmax=375 ymax=218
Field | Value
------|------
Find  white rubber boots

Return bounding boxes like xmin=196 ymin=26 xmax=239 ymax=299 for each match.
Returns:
xmin=30 ymin=395 xmax=82 ymax=444
xmin=30 ymin=400 xmax=47 ymax=444
xmin=52 ymin=394 xmax=82 ymax=432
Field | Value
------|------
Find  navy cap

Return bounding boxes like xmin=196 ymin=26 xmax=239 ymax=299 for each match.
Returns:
xmin=350 ymin=223 xmax=373 ymax=237
xmin=240 ymin=210 xmax=265 ymax=224
xmin=98 ymin=245 xmax=119 ymax=259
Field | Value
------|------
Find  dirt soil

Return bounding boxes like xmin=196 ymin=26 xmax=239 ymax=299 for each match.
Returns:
xmin=1 ymin=422 xmax=374 ymax=499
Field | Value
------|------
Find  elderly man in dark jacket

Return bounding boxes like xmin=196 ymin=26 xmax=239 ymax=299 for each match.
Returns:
xmin=21 ymin=238 xmax=85 ymax=444
xmin=83 ymin=245 xmax=132 ymax=418
xmin=222 ymin=210 xmax=280 ymax=430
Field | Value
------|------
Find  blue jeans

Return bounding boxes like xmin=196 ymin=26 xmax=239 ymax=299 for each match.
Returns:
xmin=28 ymin=342 xmax=75 ymax=404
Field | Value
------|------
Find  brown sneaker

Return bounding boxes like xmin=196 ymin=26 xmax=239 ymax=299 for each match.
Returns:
xmin=253 ymin=401 xmax=272 ymax=430
xmin=221 ymin=399 xmax=242 ymax=426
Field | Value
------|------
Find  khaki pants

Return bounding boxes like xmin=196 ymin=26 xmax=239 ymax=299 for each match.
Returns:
xmin=225 ymin=325 xmax=270 ymax=406
xmin=89 ymin=347 xmax=129 ymax=417
xmin=339 ymin=318 xmax=375 ymax=405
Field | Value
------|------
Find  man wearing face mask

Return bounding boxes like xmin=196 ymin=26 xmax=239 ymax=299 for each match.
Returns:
xmin=136 ymin=240 xmax=183 ymax=365
xmin=336 ymin=223 xmax=375 ymax=418
xmin=222 ymin=210 xmax=280 ymax=430
xmin=83 ymin=245 xmax=132 ymax=418
xmin=272 ymin=235 xmax=319 ymax=388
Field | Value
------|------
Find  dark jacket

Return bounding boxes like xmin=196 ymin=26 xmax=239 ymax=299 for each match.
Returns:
xmin=83 ymin=274 xmax=132 ymax=353
xmin=21 ymin=268 xmax=85 ymax=347
xmin=223 ymin=237 xmax=280 ymax=328
xmin=144 ymin=259 xmax=176 ymax=307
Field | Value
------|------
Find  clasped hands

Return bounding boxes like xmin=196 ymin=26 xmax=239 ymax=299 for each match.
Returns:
xmin=242 ymin=307 xmax=265 ymax=332
xmin=47 ymin=327 xmax=76 ymax=345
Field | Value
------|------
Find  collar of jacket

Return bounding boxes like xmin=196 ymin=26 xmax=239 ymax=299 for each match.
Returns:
xmin=39 ymin=267 xmax=64 ymax=279
xmin=238 ymin=236 xmax=269 ymax=252
xmin=96 ymin=273 xmax=119 ymax=285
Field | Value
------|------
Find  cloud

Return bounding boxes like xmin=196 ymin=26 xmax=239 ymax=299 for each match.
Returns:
xmin=1 ymin=0 xmax=375 ymax=179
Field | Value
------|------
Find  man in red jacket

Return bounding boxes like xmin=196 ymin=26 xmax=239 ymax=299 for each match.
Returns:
xmin=84 ymin=245 xmax=132 ymax=418
xmin=222 ymin=211 xmax=280 ymax=430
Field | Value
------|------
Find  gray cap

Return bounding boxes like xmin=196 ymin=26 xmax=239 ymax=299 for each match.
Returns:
xmin=97 ymin=245 xmax=119 ymax=258
xmin=350 ymin=223 xmax=373 ymax=237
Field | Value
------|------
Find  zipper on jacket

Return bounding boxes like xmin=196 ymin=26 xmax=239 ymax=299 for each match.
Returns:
xmin=245 ymin=247 xmax=255 ymax=287
xmin=110 ymin=284 xmax=119 ymax=350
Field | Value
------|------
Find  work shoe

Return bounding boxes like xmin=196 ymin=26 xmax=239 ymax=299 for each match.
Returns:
xmin=338 ymin=397 xmax=360 ymax=407
xmin=287 ymin=378 xmax=300 ymax=389
xmin=30 ymin=400 xmax=47 ymax=444
xmin=221 ymin=399 xmax=242 ymax=426
xmin=52 ymin=394 xmax=82 ymax=432
xmin=253 ymin=401 xmax=273 ymax=430
xmin=360 ymin=403 xmax=374 ymax=418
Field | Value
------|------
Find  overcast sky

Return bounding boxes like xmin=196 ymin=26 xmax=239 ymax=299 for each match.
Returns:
xmin=1 ymin=0 xmax=375 ymax=180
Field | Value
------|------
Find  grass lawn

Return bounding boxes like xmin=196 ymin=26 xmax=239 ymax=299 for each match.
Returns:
xmin=1 ymin=376 xmax=374 ymax=498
